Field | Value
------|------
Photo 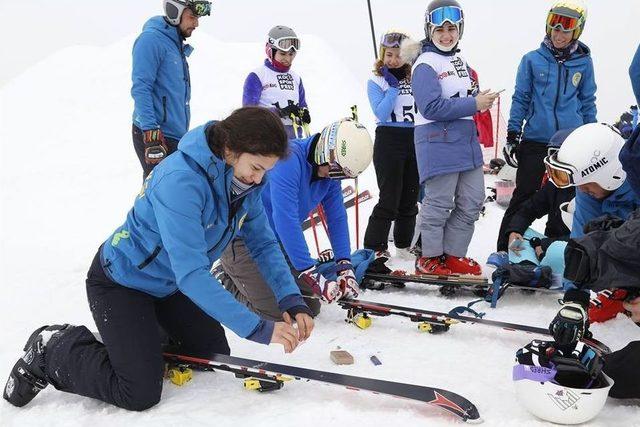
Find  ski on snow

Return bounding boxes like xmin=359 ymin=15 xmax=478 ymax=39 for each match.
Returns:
xmin=337 ymin=298 xmax=611 ymax=356
xmin=163 ymin=352 xmax=481 ymax=422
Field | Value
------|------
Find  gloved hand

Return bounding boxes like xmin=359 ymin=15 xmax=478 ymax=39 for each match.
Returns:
xmin=502 ymin=130 xmax=521 ymax=168
xmin=297 ymin=266 xmax=341 ymax=303
xmin=336 ymin=260 xmax=359 ymax=299
xmin=549 ymin=290 xmax=590 ymax=349
xmin=300 ymin=107 xmax=311 ymax=125
xmin=317 ymin=249 xmax=334 ymax=263
xmin=583 ymin=213 xmax=625 ymax=234
xmin=143 ymin=129 xmax=169 ymax=165
xmin=381 ymin=66 xmax=399 ymax=88
xmin=278 ymin=104 xmax=301 ymax=119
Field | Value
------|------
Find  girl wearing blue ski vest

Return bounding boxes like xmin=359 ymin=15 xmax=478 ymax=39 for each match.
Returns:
xmin=406 ymin=0 xmax=499 ymax=277
xmin=3 ymin=108 xmax=314 ymax=411
xmin=497 ymin=0 xmax=596 ymax=252
xmin=363 ymin=30 xmax=420 ymax=264
xmin=243 ymin=25 xmax=310 ymax=139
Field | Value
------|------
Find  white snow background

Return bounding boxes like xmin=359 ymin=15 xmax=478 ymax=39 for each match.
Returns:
xmin=1 ymin=1 xmax=640 ymax=426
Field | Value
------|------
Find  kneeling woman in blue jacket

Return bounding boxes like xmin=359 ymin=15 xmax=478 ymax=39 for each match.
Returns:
xmin=4 ymin=107 xmax=314 ymax=411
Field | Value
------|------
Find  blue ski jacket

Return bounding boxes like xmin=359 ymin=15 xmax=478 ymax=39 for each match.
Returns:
xmin=630 ymin=44 xmax=640 ymax=107
xmin=131 ymin=16 xmax=193 ymax=140
xmin=101 ymin=123 xmax=303 ymax=342
xmin=508 ymin=41 xmax=597 ymax=143
xmin=261 ymin=135 xmax=351 ymax=271
xmin=571 ymin=180 xmax=640 ymax=238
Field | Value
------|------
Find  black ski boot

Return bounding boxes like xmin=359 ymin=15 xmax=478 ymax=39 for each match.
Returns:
xmin=3 ymin=324 xmax=71 ymax=407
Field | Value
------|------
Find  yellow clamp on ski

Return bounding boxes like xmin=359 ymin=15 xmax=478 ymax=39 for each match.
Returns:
xmin=168 ymin=366 xmax=193 ymax=386
xmin=243 ymin=376 xmax=289 ymax=392
xmin=346 ymin=310 xmax=372 ymax=330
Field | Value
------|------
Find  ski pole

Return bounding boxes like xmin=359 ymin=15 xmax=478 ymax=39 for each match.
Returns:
xmin=354 ymin=177 xmax=360 ymax=249
xmin=309 ymin=211 xmax=321 ymax=257
xmin=365 ymin=0 xmax=378 ymax=60
xmin=317 ymin=205 xmax=329 ymax=236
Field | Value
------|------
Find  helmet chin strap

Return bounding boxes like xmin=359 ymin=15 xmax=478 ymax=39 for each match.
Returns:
xmin=432 ymin=40 xmax=456 ymax=52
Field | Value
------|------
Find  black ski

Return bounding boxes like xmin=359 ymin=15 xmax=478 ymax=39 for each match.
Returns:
xmin=302 ymin=190 xmax=372 ymax=231
xmin=163 ymin=352 xmax=481 ymax=422
xmin=363 ymin=272 xmax=561 ymax=297
xmin=337 ymin=299 xmax=611 ymax=356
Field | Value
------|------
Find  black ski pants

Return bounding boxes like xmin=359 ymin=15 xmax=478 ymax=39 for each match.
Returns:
xmin=44 ymin=248 xmax=230 ymax=411
xmin=496 ymin=140 xmax=549 ymax=251
xmin=132 ymin=125 xmax=180 ymax=180
xmin=364 ymin=126 xmax=419 ymax=251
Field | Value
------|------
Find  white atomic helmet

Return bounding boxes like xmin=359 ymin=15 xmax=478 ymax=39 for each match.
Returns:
xmin=163 ymin=0 xmax=211 ymax=26
xmin=513 ymin=340 xmax=613 ymax=425
xmin=544 ymin=123 xmax=627 ymax=191
xmin=314 ymin=119 xmax=373 ymax=179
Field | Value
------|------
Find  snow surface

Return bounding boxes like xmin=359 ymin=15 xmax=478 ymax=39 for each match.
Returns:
xmin=2 ymin=15 xmax=640 ymax=427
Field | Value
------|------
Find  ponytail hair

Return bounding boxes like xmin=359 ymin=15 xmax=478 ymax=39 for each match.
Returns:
xmin=207 ymin=107 xmax=289 ymax=159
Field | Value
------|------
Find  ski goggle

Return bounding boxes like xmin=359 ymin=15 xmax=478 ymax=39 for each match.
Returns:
xmin=544 ymin=152 xmax=577 ymax=188
xmin=428 ymin=6 xmax=464 ymax=26
xmin=380 ymin=32 xmax=406 ymax=48
xmin=188 ymin=1 xmax=212 ymax=17
xmin=546 ymin=11 xmax=581 ymax=32
xmin=268 ymin=37 xmax=300 ymax=52
xmin=315 ymin=120 xmax=354 ymax=180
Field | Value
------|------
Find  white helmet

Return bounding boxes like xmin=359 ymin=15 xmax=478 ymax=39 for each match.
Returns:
xmin=544 ymin=123 xmax=627 ymax=191
xmin=314 ymin=119 xmax=373 ymax=179
xmin=163 ymin=0 xmax=211 ymax=26
xmin=513 ymin=340 xmax=613 ymax=425
xmin=560 ymin=198 xmax=575 ymax=229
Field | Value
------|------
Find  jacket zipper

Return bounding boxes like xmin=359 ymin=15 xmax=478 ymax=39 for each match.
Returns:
xmin=553 ymin=62 xmax=562 ymax=131
xmin=162 ymin=96 xmax=167 ymax=123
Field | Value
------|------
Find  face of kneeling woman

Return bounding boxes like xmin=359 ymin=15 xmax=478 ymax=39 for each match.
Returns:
xmin=225 ymin=151 xmax=279 ymax=186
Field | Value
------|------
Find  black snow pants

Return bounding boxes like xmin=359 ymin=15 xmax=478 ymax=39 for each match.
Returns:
xmin=132 ymin=125 xmax=180 ymax=180
xmin=496 ymin=140 xmax=549 ymax=251
xmin=44 ymin=248 xmax=230 ymax=411
xmin=363 ymin=126 xmax=419 ymax=251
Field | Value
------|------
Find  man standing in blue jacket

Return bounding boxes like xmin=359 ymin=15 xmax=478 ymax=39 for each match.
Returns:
xmin=131 ymin=0 xmax=211 ymax=178
xmin=497 ymin=1 xmax=597 ymax=252
xmin=220 ymin=119 xmax=373 ymax=318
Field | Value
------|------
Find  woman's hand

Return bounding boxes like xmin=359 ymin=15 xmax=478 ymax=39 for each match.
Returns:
xmin=270 ymin=321 xmax=300 ymax=353
xmin=283 ymin=312 xmax=314 ymax=341
xmin=475 ymin=89 xmax=500 ymax=111
xmin=508 ymin=232 xmax=525 ymax=256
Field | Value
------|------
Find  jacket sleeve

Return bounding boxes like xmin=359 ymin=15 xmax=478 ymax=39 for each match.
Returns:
xmin=629 ymin=44 xmax=640 ymax=107
xmin=320 ymin=181 xmax=351 ymax=262
xmin=507 ymin=55 xmax=533 ymax=133
xmin=148 ymin=170 xmax=263 ymax=339
xmin=242 ymin=72 xmax=262 ymax=106
xmin=570 ymin=189 xmax=602 ymax=238
xmin=131 ymin=33 xmax=162 ymax=131
xmin=268 ymin=159 xmax=316 ymax=271
xmin=578 ymin=57 xmax=597 ymax=123
xmin=411 ymin=63 xmax=477 ymax=121
xmin=298 ymin=78 xmax=308 ymax=108
xmin=240 ymin=192 xmax=303 ymax=304
xmin=506 ymin=184 xmax=553 ymax=235
xmin=367 ymin=79 xmax=399 ymax=122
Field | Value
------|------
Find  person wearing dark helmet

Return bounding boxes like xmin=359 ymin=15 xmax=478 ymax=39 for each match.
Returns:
xmin=3 ymin=108 xmax=314 ymax=411
xmin=131 ymin=0 xmax=212 ymax=179
xmin=243 ymin=25 xmax=311 ymax=138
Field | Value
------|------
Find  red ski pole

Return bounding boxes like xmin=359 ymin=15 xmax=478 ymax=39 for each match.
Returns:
xmin=354 ymin=177 xmax=360 ymax=249
xmin=309 ymin=211 xmax=321 ymax=256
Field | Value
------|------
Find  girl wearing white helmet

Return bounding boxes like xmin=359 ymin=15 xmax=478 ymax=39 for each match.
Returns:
xmin=363 ymin=30 xmax=419 ymax=265
xmin=405 ymin=0 xmax=500 ymax=277
xmin=497 ymin=0 xmax=596 ymax=252
xmin=242 ymin=25 xmax=310 ymax=139
xmin=219 ymin=119 xmax=373 ymax=319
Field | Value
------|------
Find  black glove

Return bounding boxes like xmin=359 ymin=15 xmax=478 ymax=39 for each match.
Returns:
xmin=583 ymin=213 xmax=625 ymax=234
xmin=549 ymin=290 xmax=590 ymax=349
xmin=300 ymin=107 xmax=311 ymax=124
xmin=502 ymin=130 xmax=521 ymax=168
xmin=143 ymin=129 xmax=169 ymax=165
xmin=278 ymin=104 xmax=301 ymax=119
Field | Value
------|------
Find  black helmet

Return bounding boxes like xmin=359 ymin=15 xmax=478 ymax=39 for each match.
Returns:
xmin=424 ymin=0 xmax=464 ymax=41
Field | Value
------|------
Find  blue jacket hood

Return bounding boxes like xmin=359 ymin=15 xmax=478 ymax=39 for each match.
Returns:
xmin=143 ymin=16 xmax=183 ymax=49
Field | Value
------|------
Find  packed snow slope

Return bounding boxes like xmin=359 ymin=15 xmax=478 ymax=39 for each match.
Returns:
xmin=2 ymin=27 xmax=640 ymax=427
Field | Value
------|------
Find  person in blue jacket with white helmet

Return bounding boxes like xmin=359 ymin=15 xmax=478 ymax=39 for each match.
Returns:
xmin=3 ymin=108 xmax=314 ymax=411
xmin=497 ymin=0 xmax=597 ymax=252
xmin=220 ymin=119 xmax=373 ymax=319
xmin=131 ymin=0 xmax=211 ymax=179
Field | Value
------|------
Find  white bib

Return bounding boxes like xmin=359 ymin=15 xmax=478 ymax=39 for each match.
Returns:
xmin=253 ymin=65 xmax=302 ymax=125
xmin=370 ymin=75 xmax=416 ymax=124
xmin=412 ymin=51 xmax=474 ymax=126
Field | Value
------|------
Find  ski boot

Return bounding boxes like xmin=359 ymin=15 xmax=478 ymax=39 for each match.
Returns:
xmin=4 ymin=324 xmax=71 ymax=407
xmin=443 ymin=255 xmax=483 ymax=277
xmin=415 ymin=255 xmax=451 ymax=276
xmin=589 ymin=289 xmax=628 ymax=323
